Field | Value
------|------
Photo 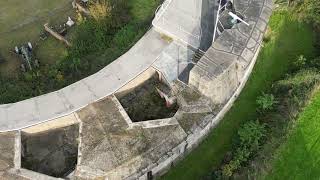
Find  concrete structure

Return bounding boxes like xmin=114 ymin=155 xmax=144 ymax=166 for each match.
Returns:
xmin=0 ymin=0 xmax=272 ymax=179
xmin=152 ymin=0 xmax=216 ymax=50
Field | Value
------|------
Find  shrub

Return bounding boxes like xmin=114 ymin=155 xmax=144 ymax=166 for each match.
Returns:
xmin=296 ymin=0 xmax=320 ymax=27
xmin=256 ymin=92 xmax=278 ymax=112
xmin=309 ymin=56 xmax=320 ymax=69
xmin=222 ymin=121 xmax=266 ymax=177
xmin=89 ymin=0 xmax=112 ymax=21
xmin=237 ymin=121 xmax=266 ymax=148
xmin=273 ymin=69 xmax=320 ymax=100
xmin=293 ymin=55 xmax=307 ymax=70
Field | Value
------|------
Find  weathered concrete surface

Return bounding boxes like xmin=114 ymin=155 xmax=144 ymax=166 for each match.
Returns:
xmin=153 ymin=0 xmax=216 ymax=50
xmin=189 ymin=0 xmax=273 ymax=105
xmin=135 ymin=0 xmax=273 ymax=179
xmin=0 ymin=132 xmax=15 ymax=172
xmin=74 ymin=96 xmax=188 ymax=179
xmin=153 ymin=42 xmax=195 ymax=84
xmin=0 ymin=29 xmax=169 ymax=132
xmin=21 ymin=124 xmax=79 ymax=178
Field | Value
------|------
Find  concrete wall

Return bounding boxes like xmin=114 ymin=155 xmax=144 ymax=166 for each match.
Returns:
xmin=132 ymin=0 xmax=273 ymax=179
xmin=115 ymin=67 xmax=157 ymax=98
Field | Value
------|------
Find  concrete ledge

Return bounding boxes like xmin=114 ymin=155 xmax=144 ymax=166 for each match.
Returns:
xmin=0 ymin=29 xmax=169 ymax=132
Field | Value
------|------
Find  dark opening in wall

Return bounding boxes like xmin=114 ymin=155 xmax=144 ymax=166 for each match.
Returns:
xmin=21 ymin=124 xmax=79 ymax=178
xmin=116 ymin=75 xmax=179 ymax=122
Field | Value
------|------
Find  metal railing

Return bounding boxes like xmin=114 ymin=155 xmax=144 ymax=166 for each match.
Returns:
xmin=213 ymin=0 xmax=228 ymax=42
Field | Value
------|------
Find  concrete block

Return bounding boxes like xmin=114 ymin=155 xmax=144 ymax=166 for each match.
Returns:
xmin=256 ymin=18 xmax=267 ymax=32
xmin=247 ymin=38 xmax=257 ymax=49
xmin=241 ymin=48 xmax=255 ymax=63
xmin=260 ymin=7 xmax=272 ymax=22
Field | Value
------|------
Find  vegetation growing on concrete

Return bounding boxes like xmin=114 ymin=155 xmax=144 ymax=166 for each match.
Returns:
xmin=0 ymin=0 xmax=162 ymax=104
xmin=21 ymin=125 xmax=79 ymax=178
xmin=162 ymin=5 xmax=319 ymax=180
xmin=117 ymin=76 xmax=178 ymax=122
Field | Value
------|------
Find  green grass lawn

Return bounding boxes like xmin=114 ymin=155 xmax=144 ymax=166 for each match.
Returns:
xmin=0 ymin=0 xmax=161 ymax=77
xmin=0 ymin=0 xmax=74 ymax=76
xmin=162 ymin=10 xmax=316 ymax=180
xmin=265 ymin=91 xmax=320 ymax=180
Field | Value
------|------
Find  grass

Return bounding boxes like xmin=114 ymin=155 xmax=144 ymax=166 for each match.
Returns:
xmin=265 ymin=91 xmax=320 ymax=180
xmin=0 ymin=0 xmax=74 ymax=76
xmin=162 ymin=10 xmax=316 ymax=180
xmin=0 ymin=0 xmax=162 ymax=104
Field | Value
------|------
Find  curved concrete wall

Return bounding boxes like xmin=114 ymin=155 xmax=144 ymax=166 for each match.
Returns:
xmin=0 ymin=29 xmax=169 ymax=132
xmin=132 ymin=0 xmax=273 ymax=178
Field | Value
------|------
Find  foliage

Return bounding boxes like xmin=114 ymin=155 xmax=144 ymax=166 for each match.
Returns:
xmin=256 ymin=92 xmax=278 ymax=112
xmin=222 ymin=121 xmax=266 ymax=177
xmin=0 ymin=0 xmax=161 ymax=104
xmin=266 ymin=91 xmax=320 ymax=179
xmin=293 ymin=55 xmax=307 ymax=70
xmin=89 ymin=0 xmax=112 ymax=21
xmin=309 ymin=56 xmax=320 ymax=69
xmin=273 ymin=69 xmax=320 ymax=102
xmin=296 ymin=0 xmax=320 ymax=27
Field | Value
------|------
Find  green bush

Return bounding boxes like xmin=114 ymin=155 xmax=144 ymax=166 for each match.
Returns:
xmin=222 ymin=121 xmax=266 ymax=177
xmin=293 ymin=55 xmax=307 ymax=70
xmin=309 ymin=56 xmax=320 ymax=69
xmin=256 ymin=92 xmax=278 ymax=112
xmin=296 ymin=0 xmax=320 ymax=27
xmin=273 ymin=69 xmax=320 ymax=100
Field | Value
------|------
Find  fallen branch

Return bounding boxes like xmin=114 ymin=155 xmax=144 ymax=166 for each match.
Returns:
xmin=44 ymin=23 xmax=71 ymax=47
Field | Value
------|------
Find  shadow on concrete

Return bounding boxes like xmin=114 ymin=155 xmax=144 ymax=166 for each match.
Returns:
xmin=199 ymin=0 xmax=217 ymax=51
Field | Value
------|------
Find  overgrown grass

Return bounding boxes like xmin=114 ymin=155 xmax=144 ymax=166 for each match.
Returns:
xmin=162 ymin=10 xmax=316 ymax=180
xmin=266 ymin=90 xmax=320 ymax=179
xmin=0 ymin=0 xmax=161 ymax=104
xmin=0 ymin=0 xmax=74 ymax=76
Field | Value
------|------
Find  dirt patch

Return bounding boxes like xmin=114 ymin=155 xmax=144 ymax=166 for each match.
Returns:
xmin=117 ymin=76 xmax=179 ymax=122
xmin=21 ymin=124 xmax=79 ymax=178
